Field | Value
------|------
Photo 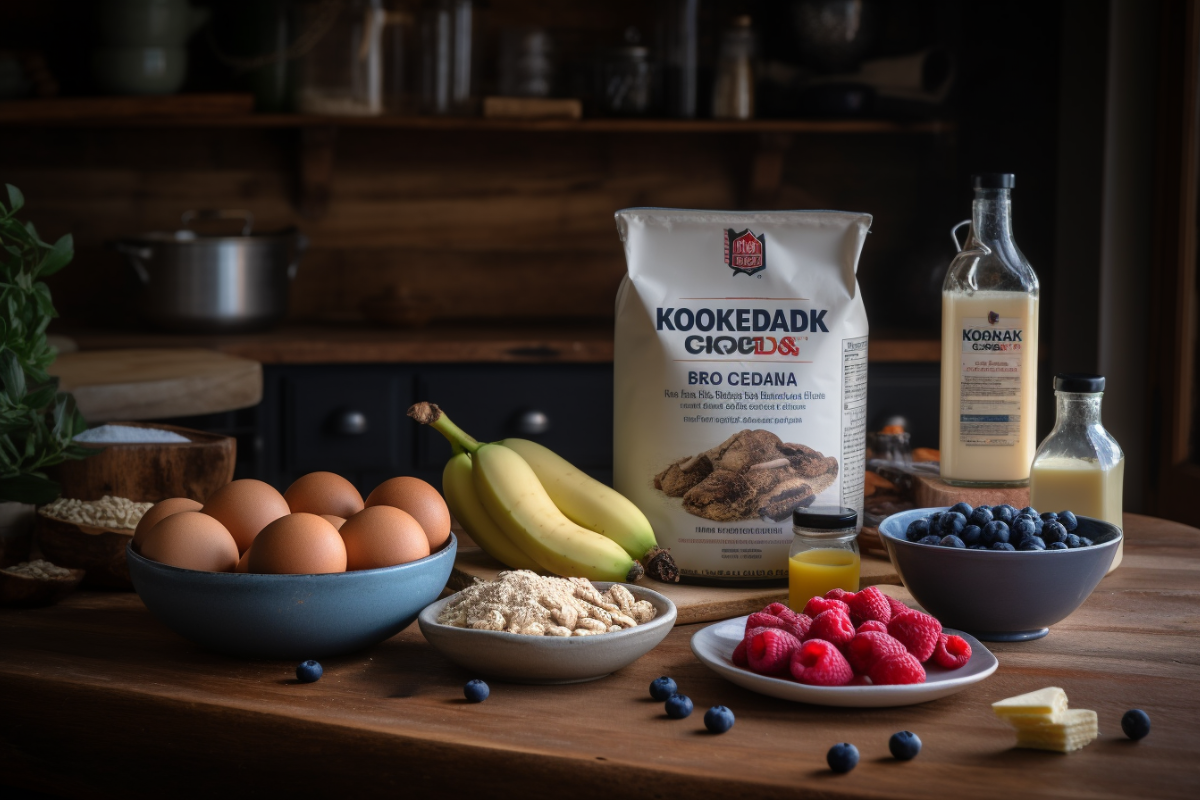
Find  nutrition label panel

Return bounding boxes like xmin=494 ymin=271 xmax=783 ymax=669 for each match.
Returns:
xmin=840 ymin=336 xmax=868 ymax=515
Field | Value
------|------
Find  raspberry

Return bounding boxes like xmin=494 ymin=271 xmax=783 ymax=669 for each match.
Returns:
xmin=747 ymin=628 xmax=800 ymax=676
xmin=868 ymin=652 xmax=926 ymax=685
xmin=856 ymin=620 xmax=888 ymax=635
xmin=824 ymin=587 xmax=852 ymax=602
xmin=762 ymin=602 xmax=791 ymax=617
xmin=846 ymin=631 xmax=909 ymax=675
xmin=780 ymin=615 xmax=813 ymax=640
xmin=849 ymin=674 xmax=872 ymax=686
xmin=885 ymin=595 xmax=910 ymax=618
xmin=745 ymin=612 xmax=789 ymax=635
xmin=803 ymin=596 xmax=851 ymax=618
xmin=806 ymin=609 xmax=855 ymax=647
xmin=931 ymin=633 xmax=972 ymax=669
xmin=732 ymin=639 xmax=748 ymax=667
xmin=847 ymin=586 xmax=892 ymax=627
xmin=789 ymin=638 xmax=854 ymax=686
xmin=887 ymin=609 xmax=942 ymax=662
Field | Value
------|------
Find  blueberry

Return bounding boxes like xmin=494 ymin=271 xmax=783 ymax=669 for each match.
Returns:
xmin=704 ymin=705 xmax=736 ymax=733
xmin=665 ymin=694 xmax=693 ymax=719
xmin=296 ymin=660 xmax=323 ymax=683
xmin=888 ymin=730 xmax=922 ymax=760
xmin=1043 ymin=520 xmax=1068 ymax=544
xmin=1040 ymin=511 xmax=1059 ymax=523
xmin=1065 ymin=533 xmax=1082 ymax=548
xmin=992 ymin=504 xmax=1016 ymax=524
xmin=949 ymin=502 xmax=973 ymax=518
xmin=905 ymin=518 xmax=930 ymax=542
xmin=970 ymin=544 xmax=989 ymax=550
xmin=1019 ymin=506 xmax=1039 ymax=519
xmin=1048 ymin=541 xmax=1069 ymax=550
xmin=827 ymin=742 xmax=860 ymax=773
xmin=464 ymin=679 xmax=490 ymax=703
xmin=968 ymin=507 xmax=994 ymax=528
xmin=939 ymin=535 xmax=966 ymax=548
xmin=1018 ymin=536 xmax=1046 ymax=551
xmin=1058 ymin=510 xmax=1079 ymax=531
xmin=982 ymin=520 xmax=1010 ymax=545
xmin=961 ymin=524 xmax=983 ymax=546
xmin=927 ymin=512 xmax=945 ymax=528
xmin=1121 ymin=709 xmax=1151 ymax=740
xmin=649 ymin=676 xmax=678 ymax=701
xmin=976 ymin=504 xmax=992 ymax=512
xmin=940 ymin=512 xmax=968 ymax=536
xmin=1011 ymin=517 xmax=1037 ymax=538
xmin=1030 ymin=515 xmax=1045 ymax=534
xmin=991 ymin=542 xmax=1016 ymax=551
xmin=1079 ymin=537 xmax=1094 ymax=547
xmin=918 ymin=535 xmax=943 ymax=546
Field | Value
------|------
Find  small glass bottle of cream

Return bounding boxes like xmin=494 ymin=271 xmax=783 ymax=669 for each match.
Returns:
xmin=788 ymin=507 xmax=859 ymax=611
xmin=1029 ymin=373 xmax=1125 ymax=571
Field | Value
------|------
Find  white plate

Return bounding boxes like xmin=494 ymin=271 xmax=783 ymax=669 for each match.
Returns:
xmin=690 ymin=615 xmax=998 ymax=707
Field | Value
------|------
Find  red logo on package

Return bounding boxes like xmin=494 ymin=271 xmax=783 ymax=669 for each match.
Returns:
xmin=724 ymin=228 xmax=766 ymax=276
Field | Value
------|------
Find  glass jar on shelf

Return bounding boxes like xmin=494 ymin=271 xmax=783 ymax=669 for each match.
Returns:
xmin=597 ymin=27 xmax=656 ymax=116
xmin=297 ymin=0 xmax=387 ymax=116
xmin=419 ymin=0 xmax=482 ymax=116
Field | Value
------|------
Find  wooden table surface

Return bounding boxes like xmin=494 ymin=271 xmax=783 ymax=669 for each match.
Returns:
xmin=1 ymin=513 xmax=1197 ymax=799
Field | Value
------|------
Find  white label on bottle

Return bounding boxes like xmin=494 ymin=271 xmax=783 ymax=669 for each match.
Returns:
xmin=958 ymin=315 xmax=1025 ymax=446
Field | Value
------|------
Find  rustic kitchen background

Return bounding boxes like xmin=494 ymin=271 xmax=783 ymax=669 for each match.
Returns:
xmin=0 ymin=0 xmax=1171 ymax=516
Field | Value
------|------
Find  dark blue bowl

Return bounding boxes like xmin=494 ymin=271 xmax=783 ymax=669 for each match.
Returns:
xmin=127 ymin=534 xmax=456 ymax=659
xmin=878 ymin=509 xmax=1120 ymax=642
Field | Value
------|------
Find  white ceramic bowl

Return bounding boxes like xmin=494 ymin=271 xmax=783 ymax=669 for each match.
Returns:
xmin=417 ymin=581 xmax=677 ymax=684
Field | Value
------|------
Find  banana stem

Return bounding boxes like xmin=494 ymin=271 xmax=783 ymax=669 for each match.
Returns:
xmin=408 ymin=402 xmax=480 ymax=453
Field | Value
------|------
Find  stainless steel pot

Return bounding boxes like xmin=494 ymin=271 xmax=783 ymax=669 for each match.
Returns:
xmin=112 ymin=209 xmax=307 ymax=333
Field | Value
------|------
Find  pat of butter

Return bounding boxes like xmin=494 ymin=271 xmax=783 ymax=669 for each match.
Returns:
xmin=992 ymin=686 xmax=1069 ymax=719
xmin=1014 ymin=709 xmax=1099 ymax=753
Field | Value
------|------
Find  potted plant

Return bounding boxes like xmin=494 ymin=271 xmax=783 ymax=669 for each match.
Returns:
xmin=0 ymin=184 xmax=93 ymax=564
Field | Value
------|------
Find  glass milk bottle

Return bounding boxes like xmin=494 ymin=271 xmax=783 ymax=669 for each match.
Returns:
xmin=1030 ymin=374 xmax=1125 ymax=571
xmin=940 ymin=174 xmax=1040 ymax=485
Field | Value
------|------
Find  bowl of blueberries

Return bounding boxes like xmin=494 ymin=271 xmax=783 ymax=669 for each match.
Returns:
xmin=878 ymin=504 xmax=1121 ymax=642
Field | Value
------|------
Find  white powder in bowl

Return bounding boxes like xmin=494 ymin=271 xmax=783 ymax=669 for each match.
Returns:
xmin=75 ymin=425 xmax=190 ymax=444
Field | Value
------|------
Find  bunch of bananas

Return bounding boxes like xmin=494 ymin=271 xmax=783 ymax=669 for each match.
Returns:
xmin=408 ymin=402 xmax=678 ymax=583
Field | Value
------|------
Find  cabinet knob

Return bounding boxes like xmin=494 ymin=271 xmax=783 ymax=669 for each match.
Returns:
xmin=513 ymin=409 xmax=551 ymax=436
xmin=331 ymin=409 xmax=369 ymax=436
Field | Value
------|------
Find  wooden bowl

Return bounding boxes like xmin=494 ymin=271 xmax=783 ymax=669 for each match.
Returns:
xmin=48 ymin=422 xmax=235 ymax=503
xmin=0 ymin=564 xmax=86 ymax=608
xmin=35 ymin=514 xmax=136 ymax=589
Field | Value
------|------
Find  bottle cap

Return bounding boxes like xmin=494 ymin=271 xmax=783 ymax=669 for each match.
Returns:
xmin=1054 ymin=373 xmax=1105 ymax=393
xmin=972 ymin=173 xmax=1016 ymax=189
xmin=792 ymin=506 xmax=858 ymax=531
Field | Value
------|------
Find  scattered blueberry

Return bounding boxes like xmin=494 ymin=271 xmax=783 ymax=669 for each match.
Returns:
xmin=296 ymin=660 xmax=323 ymax=683
xmin=918 ymin=535 xmax=943 ymax=546
xmin=940 ymin=512 xmax=968 ymax=536
xmin=939 ymin=535 xmax=966 ymax=548
xmin=905 ymin=518 xmax=930 ymax=542
xmin=827 ymin=742 xmax=860 ymax=773
xmin=1058 ymin=510 xmax=1079 ymax=531
xmin=665 ymin=694 xmax=694 ymax=719
xmin=982 ymin=520 xmax=1010 ymax=545
xmin=649 ymin=676 xmax=678 ymax=701
xmin=1065 ymin=533 xmax=1082 ymax=549
xmin=961 ymin=524 xmax=983 ymax=546
xmin=993 ymin=504 xmax=1017 ymax=524
xmin=991 ymin=542 xmax=1016 ymax=551
xmin=969 ymin=507 xmax=994 ymax=528
xmin=464 ymin=679 xmax=490 ymax=703
xmin=704 ymin=705 xmax=736 ymax=733
xmin=1043 ymin=521 xmax=1068 ymax=544
xmin=1012 ymin=516 xmax=1037 ymax=538
xmin=949 ymin=502 xmax=973 ymax=518
xmin=888 ymin=730 xmax=922 ymax=760
xmin=1019 ymin=506 xmax=1039 ymax=519
xmin=1048 ymin=541 xmax=1069 ymax=550
xmin=1121 ymin=709 xmax=1151 ymax=740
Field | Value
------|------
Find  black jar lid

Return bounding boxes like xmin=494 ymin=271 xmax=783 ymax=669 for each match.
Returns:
xmin=973 ymin=173 xmax=1015 ymax=189
xmin=1054 ymin=373 xmax=1105 ymax=393
xmin=792 ymin=506 xmax=858 ymax=530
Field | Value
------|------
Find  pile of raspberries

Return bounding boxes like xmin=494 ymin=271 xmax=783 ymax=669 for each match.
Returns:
xmin=731 ymin=587 xmax=972 ymax=686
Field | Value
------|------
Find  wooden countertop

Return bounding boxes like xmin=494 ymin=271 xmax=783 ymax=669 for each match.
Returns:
xmin=56 ymin=324 xmax=942 ymax=365
xmin=5 ymin=513 xmax=1193 ymax=799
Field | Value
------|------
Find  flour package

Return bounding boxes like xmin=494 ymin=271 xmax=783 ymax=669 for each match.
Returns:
xmin=613 ymin=208 xmax=872 ymax=582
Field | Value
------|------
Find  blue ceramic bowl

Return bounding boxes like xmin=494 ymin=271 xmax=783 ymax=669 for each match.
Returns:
xmin=126 ymin=534 xmax=456 ymax=659
xmin=878 ymin=509 xmax=1120 ymax=642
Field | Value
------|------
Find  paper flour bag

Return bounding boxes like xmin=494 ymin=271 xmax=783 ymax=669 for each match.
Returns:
xmin=613 ymin=208 xmax=872 ymax=583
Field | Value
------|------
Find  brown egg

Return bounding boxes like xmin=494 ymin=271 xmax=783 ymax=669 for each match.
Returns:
xmin=364 ymin=477 xmax=451 ymax=550
xmin=133 ymin=497 xmax=203 ymax=552
xmin=234 ymin=548 xmax=251 ymax=573
xmin=248 ymin=512 xmax=347 ymax=575
xmin=284 ymin=472 xmax=365 ymax=518
xmin=140 ymin=511 xmax=239 ymax=572
xmin=320 ymin=514 xmax=347 ymax=530
xmin=202 ymin=479 xmax=291 ymax=554
xmin=340 ymin=506 xmax=431 ymax=571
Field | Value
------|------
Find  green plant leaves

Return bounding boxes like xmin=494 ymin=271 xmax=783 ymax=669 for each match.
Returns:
xmin=4 ymin=184 xmax=24 ymax=215
xmin=38 ymin=234 xmax=73 ymax=278
xmin=0 ymin=473 xmax=62 ymax=505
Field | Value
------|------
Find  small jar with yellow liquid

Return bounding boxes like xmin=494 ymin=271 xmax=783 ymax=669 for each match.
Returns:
xmin=788 ymin=507 xmax=860 ymax=611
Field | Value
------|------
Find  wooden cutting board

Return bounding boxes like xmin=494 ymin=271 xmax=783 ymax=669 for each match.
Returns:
xmin=448 ymin=545 xmax=901 ymax=625
xmin=49 ymin=348 xmax=262 ymax=421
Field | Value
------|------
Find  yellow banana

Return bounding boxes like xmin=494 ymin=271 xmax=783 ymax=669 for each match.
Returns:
xmin=499 ymin=437 xmax=657 ymax=560
xmin=442 ymin=451 xmax=541 ymax=572
xmin=470 ymin=443 xmax=642 ymax=583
